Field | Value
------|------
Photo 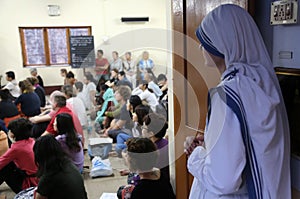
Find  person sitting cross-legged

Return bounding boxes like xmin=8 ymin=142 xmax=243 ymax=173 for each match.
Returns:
xmin=0 ymin=118 xmax=38 ymax=194
xmin=104 ymin=86 xmax=133 ymax=143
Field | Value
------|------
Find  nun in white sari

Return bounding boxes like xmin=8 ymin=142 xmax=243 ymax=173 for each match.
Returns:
xmin=187 ymin=4 xmax=291 ymax=199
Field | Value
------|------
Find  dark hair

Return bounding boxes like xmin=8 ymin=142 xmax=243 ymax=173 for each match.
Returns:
xmin=126 ymin=137 xmax=158 ymax=172
xmin=33 ymin=135 xmax=68 ymax=177
xmin=54 ymin=95 xmax=67 ymax=107
xmin=119 ymin=71 xmax=126 ymax=77
xmin=112 ymin=51 xmax=119 ymax=56
xmin=56 ymin=113 xmax=81 ymax=152
xmin=100 ymin=84 xmax=108 ymax=92
xmin=157 ymin=74 xmax=167 ymax=82
xmin=129 ymin=95 xmax=142 ymax=112
xmin=8 ymin=118 xmax=32 ymax=141
xmin=135 ymin=105 xmax=150 ymax=125
xmin=74 ymin=81 xmax=84 ymax=92
xmin=96 ymin=76 xmax=109 ymax=92
xmin=111 ymin=68 xmax=119 ymax=74
xmin=61 ymin=84 xmax=74 ymax=98
xmin=141 ymin=80 xmax=148 ymax=86
xmin=141 ymin=80 xmax=153 ymax=93
xmin=5 ymin=71 xmax=15 ymax=79
xmin=125 ymin=52 xmax=131 ymax=56
xmin=143 ymin=113 xmax=168 ymax=139
xmin=66 ymin=71 xmax=75 ymax=79
xmin=97 ymin=49 xmax=103 ymax=55
xmin=0 ymin=89 xmax=12 ymax=101
xmin=60 ymin=68 xmax=67 ymax=74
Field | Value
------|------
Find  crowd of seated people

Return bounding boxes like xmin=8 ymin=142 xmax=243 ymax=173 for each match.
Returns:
xmin=115 ymin=104 xmax=150 ymax=157
xmin=0 ymin=69 xmax=88 ymax=196
xmin=0 ymin=49 xmax=171 ymax=198
xmin=91 ymin=49 xmax=169 ymax=145
xmin=86 ymin=50 xmax=173 ymax=198
xmin=0 ymin=90 xmax=86 ymax=197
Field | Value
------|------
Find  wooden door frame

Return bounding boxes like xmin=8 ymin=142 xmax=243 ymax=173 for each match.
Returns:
xmin=171 ymin=1 xmax=255 ymax=198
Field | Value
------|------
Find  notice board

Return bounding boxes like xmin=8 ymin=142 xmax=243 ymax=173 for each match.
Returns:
xmin=70 ymin=36 xmax=95 ymax=68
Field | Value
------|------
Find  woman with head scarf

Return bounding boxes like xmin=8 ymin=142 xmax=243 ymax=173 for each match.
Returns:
xmin=186 ymin=4 xmax=291 ymax=199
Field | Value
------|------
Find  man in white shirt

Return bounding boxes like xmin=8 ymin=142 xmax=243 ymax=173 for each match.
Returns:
xmin=144 ymin=73 xmax=162 ymax=99
xmin=61 ymin=84 xmax=87 ymax=128
xmin=74 ymin=81 xmax=88 ymax=110
xmin=83 ymin=73 xmax=96 ymax=111
xmin=134 ymin=80 xmax=159 ymax=112
xmin=2 ymin=71 xmax=20 ymax=98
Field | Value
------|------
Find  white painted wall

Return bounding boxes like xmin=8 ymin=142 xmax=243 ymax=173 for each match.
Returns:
xmin=0 ymin=0 xmax=169 ymax=86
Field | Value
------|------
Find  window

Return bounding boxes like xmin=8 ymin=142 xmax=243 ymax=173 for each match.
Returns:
xmin=19 ymin=26 xmax=91 ymax=66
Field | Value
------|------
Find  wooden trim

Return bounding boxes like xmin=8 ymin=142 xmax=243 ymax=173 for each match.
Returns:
xmin=248 ymin=0 xmax=255 ymax=16
xmin=276 ymin=72 xmax=300 ymax=77
xmin=66 ymin=28 xmax=71 ymax=65
xmin=43 ymin=85 xmax=63 ymax=95
xmin=275 ymin=67 xmax=300 ymax=77
xmin=19 ymin=28 xmax=28 ymax=67
xmin=172 ymin=1 xmax=252 ymax=198
xmin=20 ymin=28 xmax=46 ymax=67
xmin=172 ymin=0 xmax=192 ymax=198
xmin=19 ymin=26 xmax=92 ymax=29
xmin=44 ymin=28 xmax=50 ymax=66
xmin=19 ymin=26 xmax=92 ymax=67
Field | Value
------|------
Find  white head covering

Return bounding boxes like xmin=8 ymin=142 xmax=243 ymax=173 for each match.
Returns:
xmin=198 ymin=4 xmax=281 ymax=98
xmin=194 ymin=4 xmax=291 ymax=199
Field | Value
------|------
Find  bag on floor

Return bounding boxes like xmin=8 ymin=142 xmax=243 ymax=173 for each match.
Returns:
xmin=14 ymin=186 xmax=37 ymax=199
xmin=88 ymin=138 xmax=113 ymax=160
xmin=90 ymin=156 xmax=113 ymax=178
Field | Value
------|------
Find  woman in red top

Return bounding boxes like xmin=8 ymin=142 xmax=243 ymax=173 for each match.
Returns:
xmin=0 ymin=118 xmax=38 ymax=193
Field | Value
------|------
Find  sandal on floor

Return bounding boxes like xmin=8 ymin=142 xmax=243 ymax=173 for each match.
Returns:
xmin=119 ymin=169 xmax=130 ymax=176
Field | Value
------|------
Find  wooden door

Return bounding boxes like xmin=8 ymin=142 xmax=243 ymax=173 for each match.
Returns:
xmin=171 ymin=0 xmax=254 ymax=198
